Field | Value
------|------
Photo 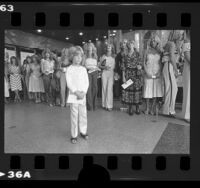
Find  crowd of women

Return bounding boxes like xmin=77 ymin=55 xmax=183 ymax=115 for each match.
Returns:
xmin=4 ymin=30 xmax=190 ymax=124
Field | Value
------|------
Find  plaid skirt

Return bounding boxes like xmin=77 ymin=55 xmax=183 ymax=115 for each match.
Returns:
xmin=121 ymin=68 xmax=143 ymax=105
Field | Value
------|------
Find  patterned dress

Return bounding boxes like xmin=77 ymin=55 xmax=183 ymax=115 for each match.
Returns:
xmin=9 ymin=65 xmax=22 ymax=91
xmin=121 ymin=51 xmax=143 ymax=105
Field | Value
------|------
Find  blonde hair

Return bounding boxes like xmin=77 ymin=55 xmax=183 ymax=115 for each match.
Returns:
xmin=68 ymin=46 xmax=85 ymax=65
xmin=83 ymin=42 xmax=97 ymax=59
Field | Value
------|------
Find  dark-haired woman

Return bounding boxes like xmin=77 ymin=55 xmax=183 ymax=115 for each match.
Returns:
xmin=9 ymin=56 xmax=22 ymax=103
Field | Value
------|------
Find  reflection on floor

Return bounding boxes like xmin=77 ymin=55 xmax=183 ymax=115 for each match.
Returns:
xmin=4 ymin=100 xmax=189 ymax=154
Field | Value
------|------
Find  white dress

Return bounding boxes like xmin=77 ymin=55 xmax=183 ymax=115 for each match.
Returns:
xmin=143 ymin=53 xmax=163 ymax=98
xmin=29 ymin=64 xmax=45 ymax=92
xmin=181 ymin=42 xmax=190 ymax=120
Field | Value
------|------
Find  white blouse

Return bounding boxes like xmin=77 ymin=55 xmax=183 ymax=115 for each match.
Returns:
xmin=66 ymin=65 xmax=89 ymax=105
xmin=41 ymin=59 xmax=55 ymax=75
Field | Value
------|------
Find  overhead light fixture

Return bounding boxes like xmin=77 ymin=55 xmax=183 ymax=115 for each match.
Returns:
xmin=79 ymin=32 xmax=83 ymax=36
xmin=113 ymin=30 xmax=117 ymax=33
xmin=37 ymin=29 xmax=42 ymax=33
xmin=103 ymin=36 xmax=107 ymax=38
xmin=96 ymin=38 xmax=98 ymax=41
xmin=65 ymin=37 xmax=69 ymax=40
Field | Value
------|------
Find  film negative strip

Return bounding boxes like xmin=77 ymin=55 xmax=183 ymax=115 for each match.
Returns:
xmin=0 ymin=2 xmax=199 ymax=181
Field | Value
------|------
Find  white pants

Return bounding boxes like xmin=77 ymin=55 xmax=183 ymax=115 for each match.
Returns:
xmin=70 ymin=103 xmax=87 ymax=138
xmin=162 ymin=62 xmax=178 ymax=115
xmin=181 ymin=62 xmax=190 ymax=120
xmin=102 ymin=71 xmax=114 ymax=109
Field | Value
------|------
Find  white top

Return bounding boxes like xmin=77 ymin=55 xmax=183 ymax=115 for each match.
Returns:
xmin=41 ymin=59 xmax=55 ymax=75
xmin=101 ymin=55 xmax=115 ymax=72
xmin=85 ymin=58 xmax=98 ymax=70
xmin=66 ymin=65 xmax=89 ymax=105
xmin=145 ymin=53 xmax=161 ymax=77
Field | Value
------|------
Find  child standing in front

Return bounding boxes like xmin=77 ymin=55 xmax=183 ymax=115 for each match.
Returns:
xmin=66 ymin=46 xmax=89 ymax=144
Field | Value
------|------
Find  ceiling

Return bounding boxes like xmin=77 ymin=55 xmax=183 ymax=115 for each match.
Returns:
xmin=29 ymin=30 xmax=110 ymax=46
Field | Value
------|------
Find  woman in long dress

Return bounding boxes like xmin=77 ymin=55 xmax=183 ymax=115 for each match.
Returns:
xmin=181 ymin=30 xmax=190 ymax=122
xmin=121 ymin=40 xmax=143 ymax=115
xmin=162 ymin=30 xmax=184 ymax=117
xmin=9 ymin=56 xmax=22 ymax=103
xmin=143 ymin=34 xmax=163 ymax=115
xmin=29 ymin=55 xmax=45 ymax=103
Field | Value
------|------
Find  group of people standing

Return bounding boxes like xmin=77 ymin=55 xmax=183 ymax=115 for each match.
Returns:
xmin=4 ymin=29 xmax=190 ymax=144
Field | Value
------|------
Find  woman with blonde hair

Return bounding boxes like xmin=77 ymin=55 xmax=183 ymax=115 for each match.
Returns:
xmin=162 ymin=30 xmax=184 ymax=117
xmin=41 ymin=48 xmax=56 ymax=106
xmin=180 ymin=30 xmax=190 ymax=123
xmin=83 ymin=42 xmax=99 ymax=111
xmin=99 ymin=43 xmax=115 ymax=111
xmin=143 ymin=33 xmax=164 ymax=115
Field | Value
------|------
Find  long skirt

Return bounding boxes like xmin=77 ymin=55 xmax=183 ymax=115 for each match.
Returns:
xmin=162 ymin=62 xmax=178 ymax=115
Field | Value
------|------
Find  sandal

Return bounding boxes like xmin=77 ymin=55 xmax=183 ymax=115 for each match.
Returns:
xmin=80 ymin=133 xmax=89 ymax=140
xmin=71 ymin=137 xmax=78 ymax=144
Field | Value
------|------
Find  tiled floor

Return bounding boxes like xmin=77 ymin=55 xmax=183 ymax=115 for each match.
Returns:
xmin=4 ymin=100 xmax=189 ymax=154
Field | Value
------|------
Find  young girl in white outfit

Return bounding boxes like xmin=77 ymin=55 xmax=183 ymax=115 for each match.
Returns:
xmin=66 ymin=46 xmax=89 ymax=144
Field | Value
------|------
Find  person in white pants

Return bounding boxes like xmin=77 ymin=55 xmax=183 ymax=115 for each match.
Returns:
xmin=66 ymin=46 xmax=89 ymax=144
xmin=162 ymin=30 xmax=184 ymax=117
xmin=181 ymin=30 xmax=190 ymax=123
xmin=99 ymin=43 xmax=115 ymax=111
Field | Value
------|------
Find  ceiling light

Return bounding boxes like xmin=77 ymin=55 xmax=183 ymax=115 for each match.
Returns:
xmin=103 ymin=36 xmax=107 ymax=38
xmin=37 ymin=29 xmax=42 ymax=33
xmin=65 ymin=37 xmax=69 ymax=40
xmin=113 ymin=30 xmax=116 ymax=33
xmin=96 ymin=38 xmax=98 ymax=41
xmin=79 ymin=32 xmax=83 ymax=36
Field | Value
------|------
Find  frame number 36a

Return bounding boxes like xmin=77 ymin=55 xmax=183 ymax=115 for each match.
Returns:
xmin=0 ymin=5 xmax=14 ymax=12
xmin=8 ymin=171 xmax=31 ymax=179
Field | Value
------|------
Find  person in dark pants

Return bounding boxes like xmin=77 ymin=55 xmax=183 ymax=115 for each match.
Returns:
xmin=41 ymin=48 xmax=56 ymax=107
xmin=83 ymin=42 xmax=99 ymax=111
xmin=114 ymin=39 xmax=128 ymax=109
